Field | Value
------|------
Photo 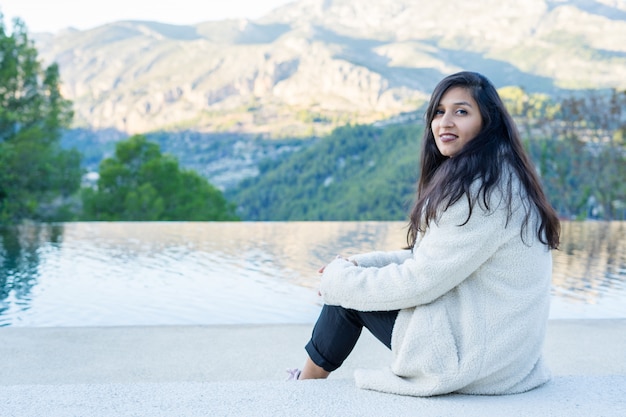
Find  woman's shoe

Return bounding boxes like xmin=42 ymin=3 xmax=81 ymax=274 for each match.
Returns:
xmin=285 ymin=368 xmax=301 ymax=381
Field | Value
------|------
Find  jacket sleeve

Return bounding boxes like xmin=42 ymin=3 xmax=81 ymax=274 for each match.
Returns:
xmin=350 ymin=250 xmax=413 ymax=268
xmin=320 ymin=193 xmax=515 ymax=311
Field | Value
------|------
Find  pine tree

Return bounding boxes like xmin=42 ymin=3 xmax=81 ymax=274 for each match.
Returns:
xmin=0 ymin=16 xmax=82 ymax=223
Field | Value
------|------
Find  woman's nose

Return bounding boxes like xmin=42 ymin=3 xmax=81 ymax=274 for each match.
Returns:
xmin=440 ymin=112 xmax=454 ymax=127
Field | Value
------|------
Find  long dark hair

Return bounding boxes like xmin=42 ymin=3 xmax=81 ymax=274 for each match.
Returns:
xmin=407 ymin=71 xmax=560 ymax=249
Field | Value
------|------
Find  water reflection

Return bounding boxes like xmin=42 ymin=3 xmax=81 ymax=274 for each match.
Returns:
xmin=0 ymin=224 xmax=64 ymax=323
xmin=551 ymin=221 xmax=626 ymax=318
xmin=0 ymin=221 xmax=624 ymax=326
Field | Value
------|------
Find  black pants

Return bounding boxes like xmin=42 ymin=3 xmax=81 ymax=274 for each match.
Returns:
xmin=305 ymin=304 xmax=399 ymax=372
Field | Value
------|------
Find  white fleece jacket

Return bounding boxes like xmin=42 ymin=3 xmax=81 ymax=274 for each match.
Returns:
xmin=320 ymin=175 xmax=553 ymax=396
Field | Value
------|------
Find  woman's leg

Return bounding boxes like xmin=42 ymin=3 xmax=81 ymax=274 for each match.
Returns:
xmin=300 ymin=357 xmax=330 ymax=379
xmin=299 ymin=304 xmax=398 ymax=380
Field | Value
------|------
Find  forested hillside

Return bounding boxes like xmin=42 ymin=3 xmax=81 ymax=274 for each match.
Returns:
xmin=228 ymin=124 xmax=422 ymax=220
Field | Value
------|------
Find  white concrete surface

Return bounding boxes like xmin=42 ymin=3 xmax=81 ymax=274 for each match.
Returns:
xmin=1 ymin=319 xmax=625 ymax=416
xmin=2 ymin=376 xmax=625 ymax=417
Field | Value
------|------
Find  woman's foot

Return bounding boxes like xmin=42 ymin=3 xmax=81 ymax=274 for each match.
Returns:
xmin=285 ymin=368 xmax=301 ymax=380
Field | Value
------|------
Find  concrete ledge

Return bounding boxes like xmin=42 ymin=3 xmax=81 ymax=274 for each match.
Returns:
xmin=1 ymin=320 xmax=625 ymax=385
xmin=2 ymin=376 xmax=625 ymax=417
xmin=1 ymin=320 xmax=625 ymax=416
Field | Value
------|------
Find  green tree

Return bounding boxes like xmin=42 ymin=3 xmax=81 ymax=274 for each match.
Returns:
xmin=0 ymin=16 xmax=82 ymax=223
xmin=82 ymin=135 xmax=238 ymax=221
xmin=553 ymin=89 xmax=626 ymax=219
xmin=521 ymin=88 xmax=626 ymax=220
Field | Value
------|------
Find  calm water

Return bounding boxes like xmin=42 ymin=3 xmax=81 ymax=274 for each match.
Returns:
xmin=0 ymin=221 xmax=624 ymax=327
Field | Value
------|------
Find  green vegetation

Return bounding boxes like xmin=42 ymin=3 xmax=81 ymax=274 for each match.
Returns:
xmin=228 ymin=124 xmax=422 ymax=220
xmin=525 ymin=89 xmax=626 ymax=220
xmin=81 ymin=135 xmax=239 ymax=221
xmin=0 ymin=17 xmax=82 ymax=223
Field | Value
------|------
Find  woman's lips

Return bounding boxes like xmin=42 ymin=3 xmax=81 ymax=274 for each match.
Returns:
xmin=439 ymin=133 xmax=457 ymax=142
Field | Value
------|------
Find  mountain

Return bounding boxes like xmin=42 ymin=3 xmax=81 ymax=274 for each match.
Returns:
xmin=33 ymin=0 xmax=626 ymax=137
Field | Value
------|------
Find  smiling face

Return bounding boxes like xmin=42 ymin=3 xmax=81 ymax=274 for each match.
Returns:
xmin=431 ymin=86 xmax=483 ymax=158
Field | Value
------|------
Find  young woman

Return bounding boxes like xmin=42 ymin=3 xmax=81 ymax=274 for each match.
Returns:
xmin=287 ymin=71 xmax=561 ymax=397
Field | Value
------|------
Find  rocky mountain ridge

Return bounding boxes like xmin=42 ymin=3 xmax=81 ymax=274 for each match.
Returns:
xmin=33 ymin=0 xmax=626 ymax=137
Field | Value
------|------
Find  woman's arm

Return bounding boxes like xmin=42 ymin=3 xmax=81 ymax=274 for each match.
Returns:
xmin=320 ymin=194 xmax=516 ymax=311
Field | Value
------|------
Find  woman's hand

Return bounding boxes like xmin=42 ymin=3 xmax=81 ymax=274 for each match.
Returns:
xmin=318 ymin=255 xmax=358 ymax=295
xmin=319 ymin=255 xmax=358 ymax=273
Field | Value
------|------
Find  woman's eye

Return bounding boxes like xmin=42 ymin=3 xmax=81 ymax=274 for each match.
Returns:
xmin=456 ymin=109 xmax=468 ymax=115
xmin=435 ymin=109 xmax=444 ymax=115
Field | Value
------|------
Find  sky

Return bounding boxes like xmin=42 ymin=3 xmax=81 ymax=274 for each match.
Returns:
xmin=0 ymin=0 xmax=297 ymax=33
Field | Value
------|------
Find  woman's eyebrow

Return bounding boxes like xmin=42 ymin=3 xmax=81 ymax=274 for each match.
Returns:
xmin=438 ymin=101 xmax=473 ymax=107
